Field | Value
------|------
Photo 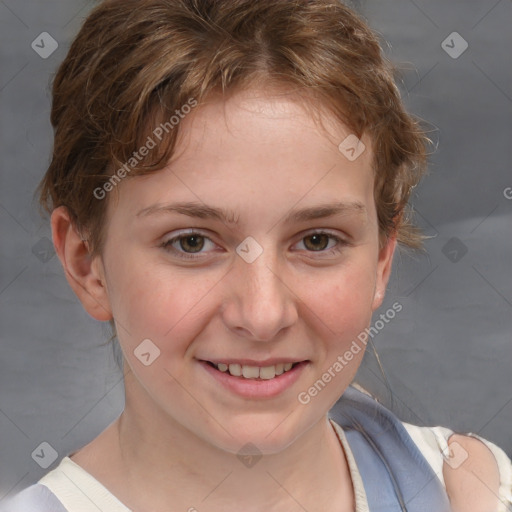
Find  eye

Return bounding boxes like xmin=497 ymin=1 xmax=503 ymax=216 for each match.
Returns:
xmin=160 ymin=230 xmax=217 ymax=260
xmin=294 ymin=231 xmax=347 ymax=257
xmin=160 ymin=229 xmax=348 ymax=261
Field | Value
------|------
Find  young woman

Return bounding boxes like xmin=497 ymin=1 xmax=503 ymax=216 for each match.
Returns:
xmin=3 ymin=1 xmax=511 ymax=511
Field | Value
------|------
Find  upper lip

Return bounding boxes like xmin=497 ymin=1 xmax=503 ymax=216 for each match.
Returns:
xmin=200 ymin=358 xmax=308 ymax=366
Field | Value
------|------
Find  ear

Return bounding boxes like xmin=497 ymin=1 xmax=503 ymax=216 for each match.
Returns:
xmin=51 ymin=206 xmax=113 ymax=321
xmin=371 ymin=235 xmax=397 ymax=311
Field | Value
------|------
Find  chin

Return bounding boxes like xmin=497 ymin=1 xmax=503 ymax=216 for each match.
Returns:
xmin=203 ymin=412 xmax=313 ymax=456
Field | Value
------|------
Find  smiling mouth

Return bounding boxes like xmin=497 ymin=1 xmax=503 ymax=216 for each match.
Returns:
xmin=204 ymin=361 xmax=304 ymax=380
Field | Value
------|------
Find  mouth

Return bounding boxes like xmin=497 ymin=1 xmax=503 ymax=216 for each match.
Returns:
xmin=203 ymin=360 xmax=304 ymax=380
xmin=198 ymin=359 xmax=309 ymax=399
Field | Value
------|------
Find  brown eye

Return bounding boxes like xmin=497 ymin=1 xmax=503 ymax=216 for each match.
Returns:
xmin=161 ymin=231 xmax=216 ymax=260
xmin=293 ymin=231 xmax=347 ymax=258
xmin=179 ymin=235 xmax=205 ymax=253
xmin=303 ymin=233 xmax=330 ymax=251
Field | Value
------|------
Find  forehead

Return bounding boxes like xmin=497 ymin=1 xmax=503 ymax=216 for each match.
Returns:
xmin=172 ymin=87 xmax=368 ymax=163
xmin=108 ymin=87 xmax=376 ymax=229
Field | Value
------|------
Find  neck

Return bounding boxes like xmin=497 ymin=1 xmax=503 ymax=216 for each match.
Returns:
xmin=75 ymin=375 xmax=355 ymax=512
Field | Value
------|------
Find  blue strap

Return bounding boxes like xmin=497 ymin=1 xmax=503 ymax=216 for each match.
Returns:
xmin=0 ymin=484 xmax=68 ymax=512
xmin=329 ymin=386 xmax=452 ymax=512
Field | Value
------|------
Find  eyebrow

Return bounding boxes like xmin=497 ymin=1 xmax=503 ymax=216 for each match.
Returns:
xmin=136 ymin=200 xmax=366 ymax=225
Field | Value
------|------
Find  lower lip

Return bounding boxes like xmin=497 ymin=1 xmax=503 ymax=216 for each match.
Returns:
xmin=199 ymin=361 xmax=308 ymax=399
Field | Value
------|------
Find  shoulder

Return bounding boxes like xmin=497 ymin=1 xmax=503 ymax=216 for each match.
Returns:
xmin=403 ymin=422 xmax=512 ymax=512
xmin=443 ymin=434 xmax=502 ymax=512
xmin=37 ymin=456 xmax=131 ymax=511
xmin=1 ymin=455 xmax=130 ymax=512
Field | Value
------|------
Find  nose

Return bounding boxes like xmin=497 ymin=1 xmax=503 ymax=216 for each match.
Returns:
xmin=221 ymin=246 xmax=298 ymax=342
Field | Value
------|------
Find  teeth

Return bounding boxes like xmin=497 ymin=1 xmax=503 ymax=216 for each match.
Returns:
xmin=242 ymin=365 xmax=260 ymax=378
xmin=259 ymin=366 xmax=276 ymax=380
xmin=228 ymin=363 xmax=241 ymax=376
xmin=214 ymin=362 xmax=298 ymax=379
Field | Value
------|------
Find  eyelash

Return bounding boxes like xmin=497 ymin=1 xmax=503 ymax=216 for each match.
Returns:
xmin=160 ymin=230 xmax=348 ymax=261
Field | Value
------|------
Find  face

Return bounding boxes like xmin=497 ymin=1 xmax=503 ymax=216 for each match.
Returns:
xmin=92 ymin=87 xmax=395 ymax=454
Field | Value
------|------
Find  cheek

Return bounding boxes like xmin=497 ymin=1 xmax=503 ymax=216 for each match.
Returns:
xmin=106 ymin=244 xmax=377 ymax=360
xmin=105 ymin=256 xmax=221 ymax=349
xmin=302 ymin=259 xmax=377 ymax=338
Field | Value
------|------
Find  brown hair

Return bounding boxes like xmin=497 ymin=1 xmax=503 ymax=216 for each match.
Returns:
xmin=38 ymin=0 xmax=429 ymax=256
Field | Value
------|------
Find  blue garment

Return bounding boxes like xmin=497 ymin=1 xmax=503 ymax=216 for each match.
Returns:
xmin=0 ymin=484 xmax=67 ymax=512
xmin=329 ymin=386 xmax=451 ymax=511
xmin=0 ymin=386 xmax=451 ymax=511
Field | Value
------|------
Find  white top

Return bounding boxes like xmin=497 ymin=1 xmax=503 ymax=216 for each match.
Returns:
xmin=38 ymin=423 xmax=512 ymax=512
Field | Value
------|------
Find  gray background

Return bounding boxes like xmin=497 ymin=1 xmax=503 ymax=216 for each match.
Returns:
xmin=1 ymin=0 xmax=511 ymax=501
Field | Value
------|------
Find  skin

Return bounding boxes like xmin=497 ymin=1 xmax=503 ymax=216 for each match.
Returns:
xmin=443 ymin=435 xmax=501 ymax=512
xmin=51 ymin=87 xmax=500 ymax=511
